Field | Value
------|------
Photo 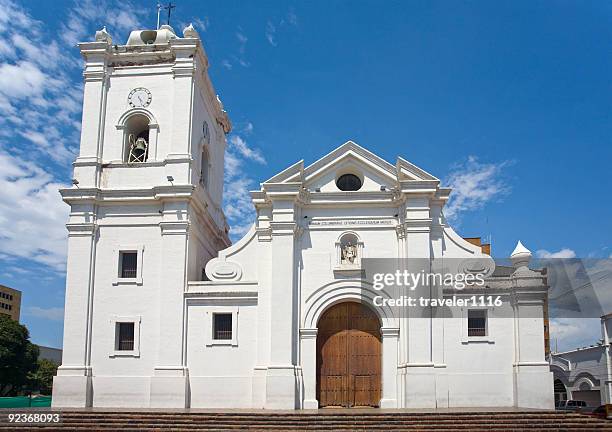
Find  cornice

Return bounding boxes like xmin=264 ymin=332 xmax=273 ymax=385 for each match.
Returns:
xmin=159 ymin=220 xmax=190 ymax=235
xmin=60 ymin=185 xmax=196 ymax=204
xmin=270 ymin=221 xmax=297 ymax=236
xmin=403 ymin=218 xmax=432 ymax=233
xmin=66 ymin=222 xmax=97 ymax=237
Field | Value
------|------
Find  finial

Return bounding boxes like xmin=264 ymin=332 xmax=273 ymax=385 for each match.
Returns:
xmin=510 ymin=240 xmax=532 ymax=269
xmin=183 ymin=23 xmax=199 ymax=39
xmin=95 ymin=26 xmax=112 ymax=44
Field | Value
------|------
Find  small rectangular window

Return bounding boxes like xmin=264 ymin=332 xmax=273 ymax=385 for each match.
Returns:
xmin=468 ymin=310 xmax=487 ymax=337
xmin=120 ymin=252 xmax=138 ymax=279
xmin=116 ymin=322 xmax=135 ymax=351
xmin=213 ymin=313 xmax=232 ymax=340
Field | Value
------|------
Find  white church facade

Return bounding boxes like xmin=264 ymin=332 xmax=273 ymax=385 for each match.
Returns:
xmin=52 ymin=24 xmax=554 ymax=410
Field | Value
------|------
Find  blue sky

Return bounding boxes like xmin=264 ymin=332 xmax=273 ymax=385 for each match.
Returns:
xmin=0 ymin=0 xmax=610 ymax=351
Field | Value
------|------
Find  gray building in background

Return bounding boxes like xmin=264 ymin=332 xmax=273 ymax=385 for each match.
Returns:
xmin=37 ymin=345 xmax=62 ymax=364
xmin=550 ymin=314 xmax=612 ymax=407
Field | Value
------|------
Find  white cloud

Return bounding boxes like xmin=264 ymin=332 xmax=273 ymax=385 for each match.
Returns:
xmin=267 ymin=10 xmax=298 ymax=47
xmin=286 ymin=9 xmax=298 ymax=26
xmin=549 ymin=318 xmax=601 ymax=352
xmin=0 ymin=0 xmax=144 ymax=272
xmin=242 ymin=122 xmax=254 ymax=134
xmin=60 ymin=0 xmax=145 ymax=46
xmin=223 ymin=132 xmax=267 ymax=240
xmin=0 ymin=150 xmax=69 ymax=271
xmin=536 ymin=248 xmax=577 ymax=259
xmin=221 ymin=59 xmax=233 ymax=70
xmin=0 ymin=61 xmax=47 ymax=98
xmin=229 ymin=136 xmax=266 ymax=164
xmin=230 ymin=28 xmax=250 ymax=67
xmin=444 ymin=156 xmax=512 ymax=222
xmin=25 ymin=306 xmax=65 ymax=321
xmin=236 ymin=31 xmax=248 ymax=46
xmin=194 ymin=17 xmax=209 ymax=32
xmin=266 ymin=21 xmax=277 ymax=46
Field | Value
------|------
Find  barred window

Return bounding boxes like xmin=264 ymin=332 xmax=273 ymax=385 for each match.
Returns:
xmin=213 ymin=313 xmax=232 ymax=340
xmin=116 ymin=322 xmax=135 ymax=351
xmin=120 ymin=252 xmax=138 ymax=279
xmin=468 ymin=310 xmax=487 ymax=337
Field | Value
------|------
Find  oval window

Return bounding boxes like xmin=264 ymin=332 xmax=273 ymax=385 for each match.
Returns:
xmin=336 ymin=174 xmax=362 ymax=191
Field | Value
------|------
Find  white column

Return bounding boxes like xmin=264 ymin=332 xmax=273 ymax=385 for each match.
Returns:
xmin=52 ymin=210 xmax=97 ymax=407
xmin=149 ymin=203 xmax=190 ymax=408
xmin=300 ymin=328 xmax=318 ymax=409
xmin=402 ymin=196 xmax=437 ymax=408
xmin=265 ymin=197 xmax=298 ymax=409
xmin=380 ymin=327 xmax=399 ymax=408
xmin=511 ymin=289 xmax=554 ymax=409
xmin=167 ymin=39 xmax=196 ymax=162
xmin=404 ymin=195 xmax=432 ymax=365
xmin=73 ymin=42 xmax=110 ymax=189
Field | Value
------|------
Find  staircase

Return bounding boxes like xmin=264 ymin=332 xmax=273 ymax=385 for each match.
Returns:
xmin=1 ymin=410 xmax=610 ymax=431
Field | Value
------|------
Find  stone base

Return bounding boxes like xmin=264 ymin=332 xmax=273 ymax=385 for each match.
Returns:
xmin=52 ymin=373 xmax=92 ymax=408
xmin=303 ymin=399 xmax=319 ymax=409
xmin=380 ymin=398 xmax=398 ymax=408
xmin=265 ymin=366 xmax=298 ymax=409
xmin=514 ymin=365 xmax=554 ymax=409
xmin=150 ymin=368 xmax=188 ymax=408
xmin=403 ymin=372 xmax=437 ymax=408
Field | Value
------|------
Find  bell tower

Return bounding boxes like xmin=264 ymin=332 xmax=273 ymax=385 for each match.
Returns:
xmin=53 ymin=23 xmax=231 ymax=408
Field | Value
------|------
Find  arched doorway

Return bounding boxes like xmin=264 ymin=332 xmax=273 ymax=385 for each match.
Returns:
xmin=554 ymin=379 xmax=567 ymax=406
xmin=316 ymin=301 xmax=381 ymax=407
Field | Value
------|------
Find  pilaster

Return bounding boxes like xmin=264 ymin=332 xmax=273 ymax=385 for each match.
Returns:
xmin=265 ymin=196 xmax=299 ymax=408
xmin=150 ymin=205 xmax=190 ymax=408
xmin=73 ymin=41 xmax=111 ymax=189
xmin=52 ymin=218 xmax=98 ymax=407
xmin=403 ymin=195 xmax=433 ymax=366
xmin=300 ymin=328 xmax=319 ymax=409
xmin=380 ymin=327 xmax=400 ymax=408
xmin=163 ymin=39 xmax=197 ymax=188
xmin=510 ymin=250 xmax=554 ymax=409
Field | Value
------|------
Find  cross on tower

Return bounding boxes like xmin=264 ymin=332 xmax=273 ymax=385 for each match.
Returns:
xmin=164 ymin=2 xmax=176 ymax=25
xmin=156 ymin=2 xmax=176 ymax=28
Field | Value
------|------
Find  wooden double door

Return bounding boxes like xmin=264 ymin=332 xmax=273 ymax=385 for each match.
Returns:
xmin=316 ymin=302 xmax=381 ymax=408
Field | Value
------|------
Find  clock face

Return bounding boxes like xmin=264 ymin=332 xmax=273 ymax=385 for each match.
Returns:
xmin=128 ymin=87 xmax=152 ymax=108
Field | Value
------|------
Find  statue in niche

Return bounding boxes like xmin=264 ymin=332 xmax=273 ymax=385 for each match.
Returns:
xmin=341 ymin=241 xmax=357 ymax=265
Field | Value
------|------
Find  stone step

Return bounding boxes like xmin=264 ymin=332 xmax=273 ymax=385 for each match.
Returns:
xmin=36 ymin=417 xmax=607 ymax=425
xmin=4 ymin=427 xmax=611 ymax=432
xmin=0 ymin=411 xmax=609 ymax=432
xmin=49 ymin=413 xmax=596 ymax=421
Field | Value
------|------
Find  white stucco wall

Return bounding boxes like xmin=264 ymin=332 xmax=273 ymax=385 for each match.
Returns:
xmin=54 ymin=25 xmax=553 ymax=411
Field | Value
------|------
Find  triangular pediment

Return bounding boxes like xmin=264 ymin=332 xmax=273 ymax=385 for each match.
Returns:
xmin=302 ymin=141 xmax=396 ymax=185
xmin=260 ymin=141 xmax=440 ymax=194
xmin=263 ymin=159 xmax=304 ymax=184
xmin=396 ymin=156 xmax=438 ymax=181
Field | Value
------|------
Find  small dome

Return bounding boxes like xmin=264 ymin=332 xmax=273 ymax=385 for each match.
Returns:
xmin=126 ymin=26 xmax=177 ymax=46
